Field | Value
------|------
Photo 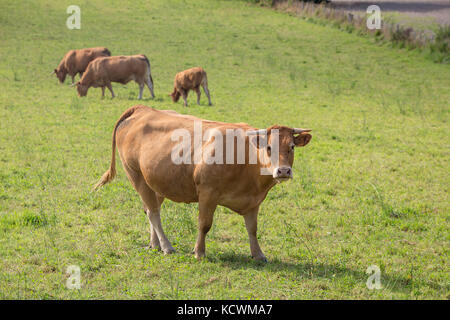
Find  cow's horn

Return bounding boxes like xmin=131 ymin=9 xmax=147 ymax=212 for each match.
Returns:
xmin=70 ymin=83 xmax=76 ymax=87
xmin=293 ymin=128 xmax=312 ymax=134
xmin=50 ymin=70 xmax=56 ymax=75
xmin=247 ymin=129 xmax=267 ymax=135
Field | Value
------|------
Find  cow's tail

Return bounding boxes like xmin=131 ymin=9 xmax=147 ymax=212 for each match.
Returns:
xmin=93 ymin=106 xmax=141 ymax=190
xmin=141 ymin=55 xmax=153 ymax=84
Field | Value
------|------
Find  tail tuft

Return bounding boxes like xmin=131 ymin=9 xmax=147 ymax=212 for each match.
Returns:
xmin=93 ymin=166 xmax=116 ymax=191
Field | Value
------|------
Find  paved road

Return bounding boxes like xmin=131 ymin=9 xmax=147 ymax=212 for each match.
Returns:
xmin=330 ymin=0 xmax=450 ymax=25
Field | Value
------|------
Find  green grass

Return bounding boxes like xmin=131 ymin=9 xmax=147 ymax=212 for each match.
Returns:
xmin=0 ymin=0 xmax=449 ymax=299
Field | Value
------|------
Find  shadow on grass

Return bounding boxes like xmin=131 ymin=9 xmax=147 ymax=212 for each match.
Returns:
xmin=208 ymin=252 xmax=432 ymax=294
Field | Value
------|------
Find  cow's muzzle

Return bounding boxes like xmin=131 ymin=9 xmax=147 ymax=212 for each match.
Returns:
xmin=273 ymin=167 xmax=293 ymax=181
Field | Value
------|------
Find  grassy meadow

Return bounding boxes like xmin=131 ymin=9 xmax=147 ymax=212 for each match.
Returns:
xmin=0 ymin=0 xmax=448 ymax=299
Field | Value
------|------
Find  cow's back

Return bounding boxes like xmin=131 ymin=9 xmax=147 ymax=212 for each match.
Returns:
xmin=175 ymin=67 xmax=205 ymax=89
xmin=66 ymin=47 xmax=110 ymax=73
xmin=92 ymin=55 xmax=147 ymax=84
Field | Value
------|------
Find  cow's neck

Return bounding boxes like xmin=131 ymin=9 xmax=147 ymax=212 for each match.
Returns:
xmin=58 ymin=60 xmax=66 ymax=72
xmin=80 ymin=76 xmax=90 ymax=86
xmin=255 ymin=151 xmax=277 ymax=193
xmin=248 ymin=164 xmax=277 ymax=204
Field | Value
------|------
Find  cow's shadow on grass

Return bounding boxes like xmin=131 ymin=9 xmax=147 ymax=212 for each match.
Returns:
xmin=136 ymin=243 xmax=444 ymax=294
xmin=207 ymin=252 xmax=423 ymax=294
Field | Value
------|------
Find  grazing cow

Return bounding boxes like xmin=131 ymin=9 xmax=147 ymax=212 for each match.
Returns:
xmin=94 ymin=105 xmax=312 ymax=261
xmin=75 ymin=55 xmax=155 ymax=99
xmin=170 ymin=67 xmax=212 ymax=107
xmin=52 ymin=47 xmax=111 ymax=84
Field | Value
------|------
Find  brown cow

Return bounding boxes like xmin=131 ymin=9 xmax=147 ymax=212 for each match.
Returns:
xmin=52 ymin=47 xmax=111 ymax=84
xmin=75 ymin=55 xmax=155 ymax=99
xmin=94 ymin=105 xmax=312 ymax=261
xmin=170 ymin=67 xmax=212 ymax=107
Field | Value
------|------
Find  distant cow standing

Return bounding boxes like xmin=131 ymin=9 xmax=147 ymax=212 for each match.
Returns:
xmin=170 ymin=67 xmax=212 ymax=107
xmin=75 ymin=55 xmax=155 ymax=99
xmin=52 ymin=47 xmax=111 ymax=84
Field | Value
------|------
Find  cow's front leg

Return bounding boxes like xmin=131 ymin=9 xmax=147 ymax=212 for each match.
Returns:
xmin=101 ymin=86 xmax=105 ymax=98
xmin=243 ymin=206 xmax=267 ymax=262
xmin=194 ymin=196 xmax=217 ymax=259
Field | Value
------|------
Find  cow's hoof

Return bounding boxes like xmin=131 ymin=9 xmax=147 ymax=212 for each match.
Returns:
xmin=151 ymin=243 xmax=161 ymax=250
xmin=162 ymin=246 xmax=176 ymax=255
xmin=194 ymin=250 xmax=206 ymax=260
xmin=195 ymin=253 xmax=205 ymax=260
xmin=253 ymin=255 xmax=268 ymax=263
xmin=145 ymin=244 xmax=161 ymax=251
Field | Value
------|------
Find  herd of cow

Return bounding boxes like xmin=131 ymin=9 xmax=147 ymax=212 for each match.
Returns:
xmin=52 ymin=47 xmax=211 ymax=106
xmin=53 ymin=47 xmax=312 ymax=262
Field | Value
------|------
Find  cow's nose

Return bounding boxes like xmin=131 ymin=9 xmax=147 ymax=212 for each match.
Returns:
xmin=274 ymin=167 xmax=292 ymax=179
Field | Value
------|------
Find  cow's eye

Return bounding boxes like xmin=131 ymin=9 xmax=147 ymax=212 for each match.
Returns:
xmin=267 ymin=145 xmax=271 ymax=153
xmin=291 ymin=145 xmax=295 ymax=151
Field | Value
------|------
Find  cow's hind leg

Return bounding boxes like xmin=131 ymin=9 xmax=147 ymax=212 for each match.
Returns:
xmin=122 ymin=162 xmax=173 ymax=254
xmin=146 ymin=76 xmax=155 ymax=98
xmin=106 ymin=82 xmax=115 ymax=98
xmin=194 ymin=194 xmax=217 ymax=259
xmin=138 ymin=183 xmax=174 ymax=254
xmin=146 ymin=193 xmax=164 ymax=249
xmin=138 ymin=83 xmax=144 ymax=100
xmin=194 ymin=86 xmax=201 ymax=105
xmin=201 ymin=83 xmax=212 ymax=106
xmin=144 ymin=207 xmax=161 ymax=250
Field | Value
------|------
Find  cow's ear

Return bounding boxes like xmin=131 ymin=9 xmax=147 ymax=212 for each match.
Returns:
xmin=294 ymin=133 xmax=312 ymax=147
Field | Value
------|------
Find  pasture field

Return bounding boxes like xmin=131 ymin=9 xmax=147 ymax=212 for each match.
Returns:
xmin=0 ymin=0 xmax=449 ymax=299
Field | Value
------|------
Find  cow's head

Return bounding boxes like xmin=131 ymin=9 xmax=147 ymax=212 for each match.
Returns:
xmin=170 ymin=89 xmax=181 ymax=102
xmin=248 ymin=126 xmax=312 ymax=182
xmin=75 ymin=81 xmax=88 ymax=97
xmin=53 ymin=67 xmax=67 ymax=83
